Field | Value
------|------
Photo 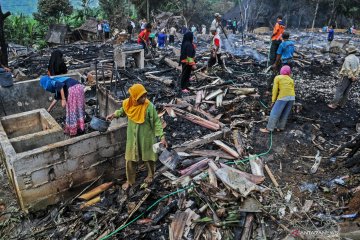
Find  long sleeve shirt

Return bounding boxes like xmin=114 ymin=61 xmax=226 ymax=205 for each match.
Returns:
xmin=114 ymin=103 xmax=164 ymax=161
xmin=272 ymin=75 xmax=295 ymax=103
xmin=339 ymin=54 xmax=360 ymax=79
xmin=271 ymin=21 xmax=285 ymax=41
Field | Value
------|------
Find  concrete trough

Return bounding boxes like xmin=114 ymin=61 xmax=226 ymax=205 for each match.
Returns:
xmin=0 ymin=75 xmax=126 ymax=212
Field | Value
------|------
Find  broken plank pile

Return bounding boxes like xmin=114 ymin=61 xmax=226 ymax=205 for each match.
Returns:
xmin=3 ymin=31 xmax=360 ymax=240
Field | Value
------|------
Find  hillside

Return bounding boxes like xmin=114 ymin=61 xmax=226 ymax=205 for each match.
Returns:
xmin=2 ymin=0 xmax=99 ymax=15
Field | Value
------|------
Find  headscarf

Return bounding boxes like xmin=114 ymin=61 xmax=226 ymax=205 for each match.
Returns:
xmin=122 ymin=84 xmax=150 ymax=124
xmin=280 ymin=65 xmax=291 ymax=75
xmin=180 ymin=32 xmax=195 ymax=61
xmin=48 ymin=50 xmax=68 ymax=76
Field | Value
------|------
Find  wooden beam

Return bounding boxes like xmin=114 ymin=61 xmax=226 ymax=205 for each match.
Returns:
xmin=174 ymin=128 xmax=230 ymax=152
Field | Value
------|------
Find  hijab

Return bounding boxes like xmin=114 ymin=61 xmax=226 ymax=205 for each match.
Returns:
xmin=122 ymin=84 xmax=150 ymax=124
xmin=180 ymin=32 xmax=195 ymax=61
xmin=48 ymin=50 xmax=68 ymax=76
xmin=280 ymin=65 xmax=291 ymax=75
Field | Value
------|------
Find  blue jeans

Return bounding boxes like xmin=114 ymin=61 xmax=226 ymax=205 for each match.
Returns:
xmin=266 ymin=100 xmax=294 ymax=131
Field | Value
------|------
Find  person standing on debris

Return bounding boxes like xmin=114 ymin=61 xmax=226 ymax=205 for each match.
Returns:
xmin=227 ymin=19 xmax=232 ymax=31
xmin=181 ymin=25 xmax=188 ymax=34
xmin=269 ymin=16 xmax=285 ymax=65
xmin=180 ymin=32 xmax=196 ymax=93
xmin=232 ymin=18 xmax=237 ymax=34
xmin=138 ymin=23 xmax=152 ymax=54
xmin=41 ymin=76 xmax=85 ymax=136
xmin=149 ymin=32 xmax=157 ymax=48
xmin=127 ymin=21 xmax=134 ymax=42
xmin=328 ymin=25 xmax=335 ymax=42
xmin=140 ymin=19 xmax=147 ymax=32
xmin=201 ymin=25 xmax=206 ymax=35
xmin=211 ymin=13 xmax=222 ymax=33
xmin=260 ymin=65 xmax=295 ymax=133
xmin=97 ymin=20 xmax=103 ymax=40
xmin=157 ymin=29 xmax=167 ymax=49
xmin=191 ymin=25 xmax=197 ymax=43
xmin=207 ymin=27 xmax=225 ymax=73
xmin=169 ymin=26 xmax=176 ymax=45
xmin=106 ymin=84 xmax=168 ymax=190
xmin=328 ymin=46 xmax=360 ymax=109
xmin=48 ymin=50 xmax=68 ymax=76
xmin=272 ymin=32 xmax=295 ymax=70
xmin=351 ymin=25 xmax=356 ymax=34
xmin=103 ymin=20 xmax=111 ymax=39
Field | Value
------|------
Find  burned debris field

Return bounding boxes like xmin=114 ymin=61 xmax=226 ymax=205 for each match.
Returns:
xmin=0 ymin=29 xmax=359 ymax=240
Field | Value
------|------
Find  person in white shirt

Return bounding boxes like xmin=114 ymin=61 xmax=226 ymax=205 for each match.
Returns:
xmin=97 ymin=20 xmax=103 ymax=40
xmin=201 ymin=25 xmax=206 ymax=35
xmin=191 ymin=25 xmax=197 ymax=43
xmin=207 ymin=27 xmax=225 ymax=72
xmin=169 ymin=26 xmax=176 ymax=45
xmin=140 ymin=19 xmax=147 ymax=32
xmin=328 ymin=46 xmax=360 ymax=109
xmin=210 ymin=13 xmax=222 ymax=34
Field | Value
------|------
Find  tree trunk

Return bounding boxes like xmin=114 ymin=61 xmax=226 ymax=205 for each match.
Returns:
xmin=0 ymin=4 xmax=11 ymax=66
xmin=311 ymin=0 xmax=319 ymax=31
xmin=146 ymin=0 xmax=149 ymax=21
xmin=328 ymin=0 xmax=337 ymax=25
xmin=243 ymin=0 xmax=250 ymax=32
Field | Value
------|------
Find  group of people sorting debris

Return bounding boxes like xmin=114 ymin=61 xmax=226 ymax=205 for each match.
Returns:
xmin=11 ymin=12 xmax=357 ymax=190
xmin=36 ymin=49 xmax=167 ymax=190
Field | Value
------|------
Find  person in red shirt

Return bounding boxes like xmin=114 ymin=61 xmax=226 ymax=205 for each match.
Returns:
xmin=138 ymin=23 xmax=152 ymax=54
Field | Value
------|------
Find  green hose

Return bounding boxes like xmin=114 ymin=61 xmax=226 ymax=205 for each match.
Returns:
xmin=100 ymin=186 xmax=193 ymax=240
xmin=225 ymin=131 xmax=272 ymax=165
xmin=259 ymin=99 xmax=269 ymax=109
xmin=100 ymin=99 xmax=274 ymax=239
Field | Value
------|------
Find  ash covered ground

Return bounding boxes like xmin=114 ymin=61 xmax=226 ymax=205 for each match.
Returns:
xmin=1 ymin=31 xmax=360 ymax=239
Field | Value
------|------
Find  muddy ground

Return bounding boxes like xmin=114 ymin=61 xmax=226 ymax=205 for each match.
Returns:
xmin=1 ymin=32 xmax=360 ymax=239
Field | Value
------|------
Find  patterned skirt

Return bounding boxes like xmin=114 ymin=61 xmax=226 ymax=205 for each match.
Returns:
xmin=64 ymin=84 xmax=85 ymax=136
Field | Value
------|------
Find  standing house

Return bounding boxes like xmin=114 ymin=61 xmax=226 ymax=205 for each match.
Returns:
xmin=75 ymin=18 xmax=98 ymax=41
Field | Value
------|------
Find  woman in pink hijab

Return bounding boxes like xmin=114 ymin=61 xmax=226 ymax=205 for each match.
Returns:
xmin=261 ymin=65 xmax=295 ymax=133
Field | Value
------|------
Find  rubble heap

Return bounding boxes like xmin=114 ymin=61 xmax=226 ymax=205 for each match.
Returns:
xmin=1 ymin=31 xmax=360 ymax=239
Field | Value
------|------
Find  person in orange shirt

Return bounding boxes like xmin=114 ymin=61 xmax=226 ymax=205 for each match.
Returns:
xmin=138 ymin=23 xmax=152 ymax=54
xmin=269 ymin=16 xmax=285 ymax=65
xmin=266 ymin=16 xmax=286 ymax=94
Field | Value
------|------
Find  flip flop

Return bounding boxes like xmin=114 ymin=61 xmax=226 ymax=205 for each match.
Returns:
xmin=260 ymin=128 xmax=270 ymax=133
xmin=327 ymin=104 xmax=337 ymax=109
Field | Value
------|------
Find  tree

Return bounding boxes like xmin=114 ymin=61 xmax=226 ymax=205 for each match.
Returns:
xmin=34 ymin=0 xmax=73 ymax=24
xmin=311 ymin=0 xmax=320 ymax=30
xmin=99 ymin=0 xmax=130 ymax=29
xmin=0 ymin=4 xmax=11 ymax=66
xmin=4 ymin=15 xmax=45 ymax=47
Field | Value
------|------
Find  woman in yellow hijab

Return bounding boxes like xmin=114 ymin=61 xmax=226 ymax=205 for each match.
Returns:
xmin=107 ymin=84 xmax=167 ymax=190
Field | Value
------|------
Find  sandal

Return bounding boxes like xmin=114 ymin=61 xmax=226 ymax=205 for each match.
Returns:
xmin=327 ymin=104 xmax=337 ymax=109
xmin=260 ymin=128 xmax=271 ymax=133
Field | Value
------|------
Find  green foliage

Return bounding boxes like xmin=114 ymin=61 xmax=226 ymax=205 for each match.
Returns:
xmin=99 ymin=0 xmax=131 ymax=28
xmin=64 ymin=7 xmax=104 ymax=28
xmin=4 ymin=15 xmax=47 ymax=47
xmin=34 ymin=0 xmax=73 ymax=24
